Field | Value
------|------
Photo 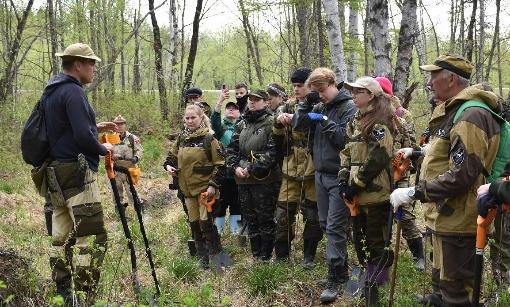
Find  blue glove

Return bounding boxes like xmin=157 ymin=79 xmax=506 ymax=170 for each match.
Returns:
xmin=308 ymin=113 xmax=325 ymax=122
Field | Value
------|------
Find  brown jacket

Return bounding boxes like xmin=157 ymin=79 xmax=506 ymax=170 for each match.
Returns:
xmin=415 ymin=84 xmax=501 ymax=234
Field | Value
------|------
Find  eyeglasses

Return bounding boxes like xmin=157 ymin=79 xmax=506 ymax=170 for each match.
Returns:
xmin=351 ymin=89 xmax=369 ymax=95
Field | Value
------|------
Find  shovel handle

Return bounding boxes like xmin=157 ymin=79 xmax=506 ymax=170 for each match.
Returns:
xmin=105 ymin=150 xmax=115 ymax=179
xmin=200 ymin=192 xmax=216 ymax=213
xmin=476 ymin=209 xmax=497 ymax=249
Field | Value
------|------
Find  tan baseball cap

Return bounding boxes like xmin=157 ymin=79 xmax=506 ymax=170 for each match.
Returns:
xmin=344 ymin=77 xmax=384 ymax=96
xmin=420 ymin=54 xmax=473 ymax=79
xmin=113 ymin=115 xmax=126 ymax=124
xmin=55 ymin=43 xmax=101 ymax=62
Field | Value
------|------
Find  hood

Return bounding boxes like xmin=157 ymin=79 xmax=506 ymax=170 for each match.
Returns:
xmin=243 ymin=108 xmax=272 ymax=123
xmin=446 ymin=84 xmax=501 ymax=113
xmin=326 ymin=88 xmax=352 ymax=109
xmin=44 ymin=73 xmax=81 ymax=95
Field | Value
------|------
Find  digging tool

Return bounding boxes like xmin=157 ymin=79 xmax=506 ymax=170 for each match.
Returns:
xmin=105 ymin=150 xmax=142 ymax=299
xmin=343 ymin=195 xmax=366 ymax=298
xmin=199 ymin=192 xmax=233 ymax=274
xmin=388 ymin=152 xmax=412 ymax=307
xmin=114 ymin=164 xmax=161 ymax=296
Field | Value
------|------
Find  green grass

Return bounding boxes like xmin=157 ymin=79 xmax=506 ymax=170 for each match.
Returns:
xmin=244 ymin=262 xmax=285 ymax=298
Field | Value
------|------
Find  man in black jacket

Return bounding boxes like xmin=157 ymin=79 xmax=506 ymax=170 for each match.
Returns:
xmin=45 ymin=43 xmax=113 ymax=305
xmin=293 ymin=68 xmax=356 ymax=303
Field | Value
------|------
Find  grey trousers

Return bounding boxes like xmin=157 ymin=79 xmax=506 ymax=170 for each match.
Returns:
xmin=315 ymin=171 xmax=350 ymax=268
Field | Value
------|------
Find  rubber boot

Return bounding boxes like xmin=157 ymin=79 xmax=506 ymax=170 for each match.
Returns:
xmin=229 ymin=215 xmax=241 ymax=234
xmin=407 ymin=237 xmax=425 ymax=272
xmin=250 ymin=235 xmax=261 ymax=259
xmin=214 ymin=216 xmax=226 ymax=235
xmin=190 ymin=221 xmax=209 ymax=269
xmin=200 ymin=220 xmax=232 ymax=272
xmin=274 ymin=240 xmax=290 ymax=261
xmin=55 ymin=279 xmax=76 ymax=306
xmin=363 ymin=279 xmax=380 ymax=306
xmin=260 ymin=235 xmax=274 ymax=261
xmin=366 ymin=263 xmax=389 ymax=286
xmin=302 ymin=239 xmax=320 ymax=267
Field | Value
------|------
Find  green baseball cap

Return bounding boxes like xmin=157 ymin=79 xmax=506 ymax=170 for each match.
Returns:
xmin=248 ymin=89 xmax=269 ymax=100
xmin=55 ymin=43 xmax=101 ymax=62
xmin=420 ymin=54 xmax=473 ymax=79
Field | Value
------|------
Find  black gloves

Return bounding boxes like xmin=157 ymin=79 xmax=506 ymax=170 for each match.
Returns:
xmin=131 ymin=156 xmax=139 ymax=163
xmin=304 ymin=91 xmax=320 ymax=107
xmin=477 ymin=194 xmax=501 ymax=218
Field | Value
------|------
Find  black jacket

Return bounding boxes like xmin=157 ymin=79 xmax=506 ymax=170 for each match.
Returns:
xmin=292 ymin=89 xmax=356 ymax=174
xmin=44 ymin=73 xmax=107 ymax=171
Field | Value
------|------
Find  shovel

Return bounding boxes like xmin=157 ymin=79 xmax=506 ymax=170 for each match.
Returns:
xmin=199 ymin=192 xmax=233 ymax=274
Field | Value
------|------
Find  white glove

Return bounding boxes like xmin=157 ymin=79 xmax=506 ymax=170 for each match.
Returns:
xmin=396 ymin=147 xmax=414 ymax=158
xmin=421 ymin=143 xmax=431 ymax=156
xmin=390 ymin=187 xmax=415 ymax=212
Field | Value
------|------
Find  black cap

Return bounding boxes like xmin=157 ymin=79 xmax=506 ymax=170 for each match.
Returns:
xmin=291 ymin=67 xmax=312 ymax=84
xmin=225 ymin=101 xmax=239 ymax=109
xmin=185 ymin=87 xmax=203 ymax=97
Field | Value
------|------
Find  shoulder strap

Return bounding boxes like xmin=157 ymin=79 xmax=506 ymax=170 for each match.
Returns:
xmin=454 ymin=100 xmax=505 ymax=124
xmin=128 ymin=133 xmax=136 ymax=155
xmin=203 ymin=133 xmax=214 ymax=162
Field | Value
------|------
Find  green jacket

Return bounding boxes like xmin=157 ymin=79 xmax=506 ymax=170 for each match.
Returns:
xmin=415 ymin=84 xmax=501 ymax=234
xmin=164 ymin=128 xmax=224 ymax=197
xmin=210 ymin=111 xmax=236 ymax=147
xmin=226 ymin=108 xmax=278 ymax=184
xmin=338 ymin=107 xmax=396 ymax=206
xmin=490 ymin=161 xmax=510 ymax=204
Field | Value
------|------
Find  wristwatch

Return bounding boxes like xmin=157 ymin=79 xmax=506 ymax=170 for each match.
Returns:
xmin=407 ymin=188 xmax=416 ymax=200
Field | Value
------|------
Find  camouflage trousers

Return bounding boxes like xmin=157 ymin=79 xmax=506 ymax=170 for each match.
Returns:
xmin=430 ymin=233 xmax=475 ymax=305
xmin=490 ymin=208 xmax=510 ymax=284
xmin=275 ymin=199 xmax=322 ymax=244
xmin=238 ymin=183 xmax=277 ymax=240
xmin=50 ymin=171 xmax=107 ymax=300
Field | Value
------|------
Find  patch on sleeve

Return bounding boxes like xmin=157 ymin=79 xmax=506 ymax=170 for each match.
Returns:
xmin=134 ymin=137 xmax=141 ymax=145
xmin=372 ymin=128 xmax=386 ymax=141
xmin=452 ymin=147 xmax=465 ymax=165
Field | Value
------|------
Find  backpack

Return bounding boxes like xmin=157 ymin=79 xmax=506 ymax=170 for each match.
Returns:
xmin=21 ymin=93 xmax=52 ymax=167
xmin=454 ymin=100 xmax=510 ymax=183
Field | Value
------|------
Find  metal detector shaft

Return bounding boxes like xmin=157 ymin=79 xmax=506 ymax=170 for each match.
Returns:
xmin=114 ymin=165 xmax=161 ymax=296
xmin=105 ymin=152 xmax=141 ymax=297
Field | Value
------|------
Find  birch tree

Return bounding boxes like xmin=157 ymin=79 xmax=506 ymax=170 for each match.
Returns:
xmin=322 ymin=0 xmax=346 ymax=81
xmin=393 ymin=0 xmax=417 ymax=99
xmin=368 ymin=0 xmax=391 ymax=77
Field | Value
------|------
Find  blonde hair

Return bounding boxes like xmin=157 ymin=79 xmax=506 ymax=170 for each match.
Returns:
xmin=184 ymin=104 xmax=211 ymax=129
xmin=306 ymin=67 xmax=337 ymax=89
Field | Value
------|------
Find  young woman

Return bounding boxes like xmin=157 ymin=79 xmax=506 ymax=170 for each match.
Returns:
xmin=338 ymin=77 xmax=398 ymax=305
xmin=226 ymin=89 xmax=279 ymax=261
xmin=164 ymin=104 xmax=227 ymax=269
xmin=267 ymin=82 xmax=287 ymax=113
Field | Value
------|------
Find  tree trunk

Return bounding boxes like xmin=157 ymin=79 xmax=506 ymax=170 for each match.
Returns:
xmin=338 ymin=0 xmax=345 ymax=34
xmin=48 ymin=0 xmax=59 ymax=75
xmin=148 ymin=0 xmax=169 ymax=119
xmin=368 ymin=0 xmax=391 ymax=77
xmin=393 ymin=0 xmax=417 ymax=100
xmin=486 ymin=0 xmax=500 ymax=84
xmin=120 ymin=11 xmax=126 ymax=92
xmin=322 ymin=0 xmax=346 ymax=81
xmin=449 ymin=0 xmax=457 ymax=52
xmin=166 ymin=0 xmax=178 ymax=92
xmin=363 ymin=2 xmax=370 ymax=75
xmin=239 ymin=0 xmax=263 ymax=85
xmin=465 ymin=0 xmax=477 ymax=62
xmin=296 ymin=1 xmax=311 ymax=68
xmin=316 ymin=0 xmax=325 ymax=67
xmin=0 ymin=0 xmax=35 ymax=103
xmin=181 ymin=0 xmax=203 ymax=104
xmin=459 ymin=0 xmax=465 ymax=53
xmin=475 ymin=0 xmax=484 ymax=82
xmin=347 ymin=4 xmax=358 ymax=82
xmin=179 ymin=0 xmax=186 ymax=87
xmin=132 ymin=9 xmax=141 ymax=93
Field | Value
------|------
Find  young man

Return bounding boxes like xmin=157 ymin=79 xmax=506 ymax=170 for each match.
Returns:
xmin=391 ymin=55 xmax=501 ymax=306
xmin=111 ymin=115 xmax=144 ymax=207
xmin=45 ymin=43 xmax=113 ymax=305
xmin=211 ymin=88 xmax=241 ymax=234
xmin=234 ymin=82 xmax=249 ymax=114
xmin=273 ymin=68 xmax=323 ymax=267
xmin=185 ymin=87 xmax=211 ymax=117
xmin=293 ymin=68 xmax=356 ymax=303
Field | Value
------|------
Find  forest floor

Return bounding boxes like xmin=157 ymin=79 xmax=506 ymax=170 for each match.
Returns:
xmin=0 ymin=91 xmax=508 ymax=306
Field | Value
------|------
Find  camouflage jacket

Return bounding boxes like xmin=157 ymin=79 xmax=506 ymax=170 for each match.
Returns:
xmin=273 ymin=99 xmax=315 ymax=180
xmin=415 ymin=84 xmax=501 ymax=234
xmin=226 ymin=108 xmax=278 ymax=184
xmin=113 ymin=131 xmax=143 ymax=168
xmin=338 ymin=107 xmax=396 ymax=206
xmin=164 ymin=128 xmax=224 ymax=197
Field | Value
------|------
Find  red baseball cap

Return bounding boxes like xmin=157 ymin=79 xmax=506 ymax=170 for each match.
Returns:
xmin=375 ymin=77 xmax=393 ymax=96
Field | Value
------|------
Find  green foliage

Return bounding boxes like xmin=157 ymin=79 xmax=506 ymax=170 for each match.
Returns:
xmin=180 ymin=282 xmax=219 ymax=307
xmin=167 ymin=257 xmax=199 ymax=283
xmin=244 ymin=262 xmax=285 ymax=297
xmin=173 ymin=214 xmax=192 ymax=243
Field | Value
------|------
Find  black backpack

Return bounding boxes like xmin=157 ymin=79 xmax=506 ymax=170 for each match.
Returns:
xmin=21 ymin=93 xmax=52 ymax=166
